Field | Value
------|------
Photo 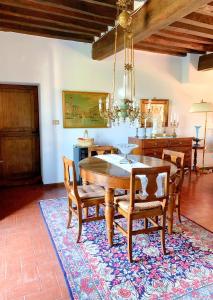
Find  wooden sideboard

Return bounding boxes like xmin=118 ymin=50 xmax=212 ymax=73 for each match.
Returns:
xmin=128 ymin=137 xmax=193 ymax=169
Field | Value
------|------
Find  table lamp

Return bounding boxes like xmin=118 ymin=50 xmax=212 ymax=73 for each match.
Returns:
xmin=189 ymin=100 xmax=213 ymax=171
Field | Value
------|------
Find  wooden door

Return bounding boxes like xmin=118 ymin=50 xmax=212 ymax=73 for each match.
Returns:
xmin=0 ymin=84 xmax=41 ymax=186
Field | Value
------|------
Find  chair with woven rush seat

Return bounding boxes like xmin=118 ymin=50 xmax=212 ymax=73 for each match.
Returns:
xmin=88 ymin=145 xmax=125 ymax=199
xmin=162 ymin=149 xmax=185 ymax=223
xmin=88 ymin=145 xmax=116 ymax=157
xmin=63 ymin=156 xmax=105 ymax=243
xmin=114 ymin=166 xmax=170 ymax=262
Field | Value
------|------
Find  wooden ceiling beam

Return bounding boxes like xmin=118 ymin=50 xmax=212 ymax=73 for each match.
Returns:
xmin=92 ymin=0 xmax=213 ymax=60
xmin=197 ymin=3 xmax=213 ymax=16
xmin=134 ymin=45 xmax=187 ymax=57
xmin=0 ymin=0 xmax=114 ymax=26
xmin=26 ymin=0 xmax=116 ymax=20
xmin=0 ymin=15 xmax=96 ymax=37
xmin=198 ymin=52 xmax=213 ymax=70
xmin=0 ymin=3 xmax=107 ymax=33
xmin=136 ymin=41 xmax=204 ymax=54
xmin=0 ymin=22 xmax=93 ymax=43
xmin=183 ymin=12 xmax=213 ymax=30
xmin=81 ymin=0 xmax=116 ymax=9
xmin=169 ymin=21 xmax=213 ymax=39
xmin=158 ymin=29 xmax=213 ymax=44
xmin=145 ymin=35 xmax=208 ymax=52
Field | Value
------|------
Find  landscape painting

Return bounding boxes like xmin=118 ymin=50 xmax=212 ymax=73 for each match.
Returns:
xmin=62 ymin=91 xmax=109 ymax=128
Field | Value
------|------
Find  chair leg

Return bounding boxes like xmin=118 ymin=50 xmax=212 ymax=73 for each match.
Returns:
xmin=154 ymin=216 xmax=158 ymax=224
xmin=84 ymin=207 xmax=89 ymax=218
xmin=144 ymin=218 xmax=148 ymax=229
xmin=127 ymin=218 xmax=133 ymax=263
xmin=95 ymin=205 xmax=99 ymax=217
xmin=67 ymin=198 xmax=72 ymax=228
xmin=160 ymin=213 xmax=166 ymax=255
xmin=77 ymin=208 xmax=83 ymax=243
xmin=168 ymin=193 xmax=175 ymax=234
xmin=177 ymin=193 xmax=182 ymax=223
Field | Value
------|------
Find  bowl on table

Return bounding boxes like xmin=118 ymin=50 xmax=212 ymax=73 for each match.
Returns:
xmin=116 ymin=143 xmax=138 ymax=164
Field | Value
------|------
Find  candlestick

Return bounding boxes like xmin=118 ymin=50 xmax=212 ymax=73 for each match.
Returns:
xmin=135 ymin=127 xmax=139 ymax=138
xmin=106 ymin=98 xmax=109 ymax=110
xmin=170 ymin=119 xmax=179 ymax=137
xmin=99 ymin=98 xmax=102 ymax=111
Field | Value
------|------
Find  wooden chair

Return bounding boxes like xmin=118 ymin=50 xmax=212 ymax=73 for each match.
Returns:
xmin=162 ymin=149 xmax=185 ymax=223
xmin=114 ymin=166 xmax=170 ymax=262
xmin=88 ymin=145 xmax=116 ymax=157
xmin=63 ymin=156 xmax=105 ymax=242
xmin=88 ymin=144 xmax=125 ymax=194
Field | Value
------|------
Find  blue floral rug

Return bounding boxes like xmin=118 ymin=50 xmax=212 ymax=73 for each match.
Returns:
xmin=39 ymin=198 xmax=213 ymax=300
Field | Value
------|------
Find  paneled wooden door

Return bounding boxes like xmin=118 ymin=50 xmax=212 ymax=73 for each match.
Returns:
xmin=0 ymin=84 xmax=41 ymax=186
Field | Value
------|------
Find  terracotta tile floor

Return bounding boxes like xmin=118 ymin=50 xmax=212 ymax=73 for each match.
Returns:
xmin=0 ymin=173 xmax=212 ymax=299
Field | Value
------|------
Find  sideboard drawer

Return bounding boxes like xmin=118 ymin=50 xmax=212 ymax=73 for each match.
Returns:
xmin=143 ymin=139 xmax=169 ymax=149
xmin=168 ymin=139 xmax=192 ymax=147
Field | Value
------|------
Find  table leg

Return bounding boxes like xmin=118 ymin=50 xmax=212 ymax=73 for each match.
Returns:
xmin=193 ymin=147 xmax=198 ymax=174
xmin=105 ymin=188 xmax=114 ymax=246
xmin=168 ymin=193 xmax=175 ymax=235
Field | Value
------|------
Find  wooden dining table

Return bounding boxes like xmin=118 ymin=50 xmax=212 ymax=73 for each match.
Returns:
xmin=79 ymin=154 xmax=178 ymax=246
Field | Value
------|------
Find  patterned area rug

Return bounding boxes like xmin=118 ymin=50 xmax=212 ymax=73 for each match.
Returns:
xmin=39 ymin=198 xmax=213 ymax=300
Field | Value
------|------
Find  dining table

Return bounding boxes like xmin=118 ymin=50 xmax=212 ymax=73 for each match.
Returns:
xmin=79 ymin=154 xmax=178 ymax=246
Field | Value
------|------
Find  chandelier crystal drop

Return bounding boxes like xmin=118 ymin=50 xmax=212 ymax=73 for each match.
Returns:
xmin=99 ymin=0 xmax=143 ymax=127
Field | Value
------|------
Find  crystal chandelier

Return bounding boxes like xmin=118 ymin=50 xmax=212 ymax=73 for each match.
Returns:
xmin=99 ymin=0 xmax=141 ymax=127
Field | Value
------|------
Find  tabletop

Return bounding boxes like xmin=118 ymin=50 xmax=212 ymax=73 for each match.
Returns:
xmin=79 ymin=154 xmax=177 ymax=179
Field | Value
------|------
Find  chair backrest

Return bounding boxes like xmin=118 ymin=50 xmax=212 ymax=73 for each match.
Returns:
xmin=162 ymin=149 xmax=185 ymax=192
xmin=129 ymin=166 xmax=170 ymax=213
xmin=162 ymin=149 xmax=184 ymax=168
xmin=62 ymin=156 xmax=79 ymax=199
xmin=88 ymin=145 xmax=116 ymax=157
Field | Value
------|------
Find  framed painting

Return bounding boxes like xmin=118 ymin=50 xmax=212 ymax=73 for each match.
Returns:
xmin=62 ymin=91 xmax=109 ymax=128
xmin=140 ymin=98 xmax=169 ymax=128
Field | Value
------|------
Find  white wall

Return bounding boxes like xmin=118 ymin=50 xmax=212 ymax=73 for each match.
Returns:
xmin=0 ymin=32 xmax=212 ymax=183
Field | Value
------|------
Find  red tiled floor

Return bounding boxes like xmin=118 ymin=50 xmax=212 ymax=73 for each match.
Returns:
xmin=181 ymin=172 xmax=213 ymax=231
xmin=0 ymin=174 xmax=212 ymax=299
xmin=0 ymin=184 xmax=66 ymax=300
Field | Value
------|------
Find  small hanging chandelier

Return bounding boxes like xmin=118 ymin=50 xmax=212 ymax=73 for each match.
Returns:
xmin=99 ymin=0 xmax=141 ymax=127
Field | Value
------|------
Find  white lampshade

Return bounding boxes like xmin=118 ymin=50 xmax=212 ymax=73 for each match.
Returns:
xmin=190 ymin=100 xmax=213 ymax=113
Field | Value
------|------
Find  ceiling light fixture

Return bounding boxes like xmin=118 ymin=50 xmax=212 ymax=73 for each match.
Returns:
xmin=99 ymin=0 xmax=144 ymax=127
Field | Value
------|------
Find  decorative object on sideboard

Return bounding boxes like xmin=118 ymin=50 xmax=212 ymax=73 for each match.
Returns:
xmin=99 ymin=0 xmax=141 ymax=126
xmin=194 ymin=126 xmax=202 ymax=146
xmin=170 ymin=113 xmax=179 ymax=137
xmin=116 ymin=143 xmax=138 ymax=164
xmin=77 ymin=130 xmax=94 ymax=147
xmin=141 ymin=99 xmax=153 ymax=138
xmin=195 ymin=125 xmax=201 ymax=139
xmin=190 ymin=100 xmax=213 ymax=170
xmin=62 ymin=91 xmax=109 ymax=128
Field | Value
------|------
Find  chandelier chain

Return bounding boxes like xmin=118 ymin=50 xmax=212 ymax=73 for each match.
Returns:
xmin=99 ymin=0 xmax=153 ymax=127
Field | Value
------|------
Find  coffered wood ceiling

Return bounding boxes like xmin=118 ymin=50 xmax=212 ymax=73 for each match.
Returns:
xmin=93 ymin=0 xmax=213 ymax=59
xmin=0 ymin=0 xmax=117 ymax=43
xmin=0 ymin=0 xmax=212 ymax=59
